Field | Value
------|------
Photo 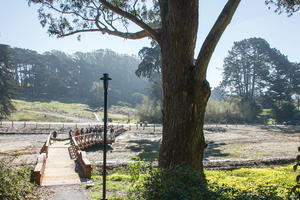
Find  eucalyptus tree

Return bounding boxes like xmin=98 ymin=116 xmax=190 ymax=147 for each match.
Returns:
xmin=28 ymin=0 xmax=241 ymax=173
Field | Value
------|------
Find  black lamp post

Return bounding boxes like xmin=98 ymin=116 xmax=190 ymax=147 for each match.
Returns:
xmin=100 ymin=73 xmax=111 ymax=200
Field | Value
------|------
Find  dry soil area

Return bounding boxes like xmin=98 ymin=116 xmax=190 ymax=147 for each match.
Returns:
xmin=0 ymin=124 xmax=299 ymax=169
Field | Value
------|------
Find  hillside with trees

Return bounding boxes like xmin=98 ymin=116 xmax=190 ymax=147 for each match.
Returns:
xmin=134 ymin=37 xmax=300 ymax=124
xmin=219 ymin=37 xmax=300 ymax=124
xmin=0 ymin=44 xmax=148 ymax=108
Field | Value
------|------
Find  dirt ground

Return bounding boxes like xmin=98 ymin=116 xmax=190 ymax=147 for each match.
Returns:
xmin=0 ymin=124 xmax=299 ymax=168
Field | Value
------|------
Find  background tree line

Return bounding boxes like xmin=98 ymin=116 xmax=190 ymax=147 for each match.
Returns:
xmin=0 ymin=44 xmax=148 ymax=113
xmin=135 ymin=38 xmax=300 ymax=124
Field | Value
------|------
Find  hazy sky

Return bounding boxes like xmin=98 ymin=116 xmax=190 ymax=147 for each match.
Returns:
xmin=1 ymin=0 xmax=300 ymax=87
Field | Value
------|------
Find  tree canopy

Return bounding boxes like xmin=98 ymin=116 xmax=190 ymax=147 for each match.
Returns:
xmin=0 ymin=45 xmax=16 ymax=119
xmin=265 ymin=0 xmax=300 ymax=15
xmin=1 ymin=44 xmax=147 ymax=107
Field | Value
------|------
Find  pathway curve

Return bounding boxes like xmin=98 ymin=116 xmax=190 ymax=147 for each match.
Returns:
xmin=42 ymin=141 xmax=82 ymax=186
xmin=93 ymin=112 xmax=102 ymax=123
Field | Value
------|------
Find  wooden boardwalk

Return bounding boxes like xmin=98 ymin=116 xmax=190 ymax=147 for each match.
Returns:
xmin=42 ymin=141 xmax=81 ymax=186
xmin=34 ymin=127 xmax=127 ymax=186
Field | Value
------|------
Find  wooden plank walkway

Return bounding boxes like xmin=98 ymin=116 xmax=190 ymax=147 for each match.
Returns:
xmin=42 ymin=141 xmax=82 ymax=186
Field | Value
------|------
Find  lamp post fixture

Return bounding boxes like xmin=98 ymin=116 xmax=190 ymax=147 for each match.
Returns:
xmin=100 ymin=73 xmax=111 ymax=200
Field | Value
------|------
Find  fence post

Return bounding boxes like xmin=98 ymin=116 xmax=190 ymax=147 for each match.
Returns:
xmin=36 ymin=122 xmax=38 ymax=129
xmin=24 ymin=122 xmax=26 ymax=128
xmin=11 ymin=120 xmax=13 ymax=127
xmin=154 ymin=124 xmax=156 ymax=132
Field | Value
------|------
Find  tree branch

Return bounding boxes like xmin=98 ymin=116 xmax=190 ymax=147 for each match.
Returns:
xmin=58 ymin=27 xmax=150 ymax=40
xmin=98 ymin=0 xmax=160 ymax=42
xmin=195 ymin=0 xmax=241 ymax=82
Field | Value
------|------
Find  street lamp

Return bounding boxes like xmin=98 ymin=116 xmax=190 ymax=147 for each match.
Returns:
xmin=100 ymin=73 xmax=111 ymax=200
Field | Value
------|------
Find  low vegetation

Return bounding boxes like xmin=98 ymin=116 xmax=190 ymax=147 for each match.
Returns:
xmin=85 ymin=158 xmax=299 ymax=200
xmin=9 ymin=99 xmax=95 ymax=121
xmin=0 ymin=158 xmax=37 ymax=200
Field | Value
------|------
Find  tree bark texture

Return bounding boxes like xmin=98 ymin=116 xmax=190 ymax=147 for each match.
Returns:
xmin=158 ymin=0 xmax=209 ymax=176
xmin=158 ymin=0 xmax=241 ymax=176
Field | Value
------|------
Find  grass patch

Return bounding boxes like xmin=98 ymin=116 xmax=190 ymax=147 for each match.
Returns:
xmin=7 ymin=99 xmax=95 ymax=121
xmin=8 ymin=111 xmax=77 ymax=122
xmin=98 ymin=111 xmax=138 ymax=123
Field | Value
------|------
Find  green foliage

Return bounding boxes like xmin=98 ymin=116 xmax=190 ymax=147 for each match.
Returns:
xmin=128 ymin=164 xmax=297 ymax=200
xmin=221 ymin=37 xmax=300 ymax=123
xmin=88 ymin=159 xmax=299 ymax=200
xmin=222 ymin=38 xmax=272 ymax=103
xmin=135 ymin=95 xmax=161 ymax=123
xmin=3 ymin=45 xmax=147 ymax=107
xmin=88 ymin=81 xmax=104 ymax=107
xmin=126 ymin=156 xmax=148 ymax=183
xmin=272 ymin=101 xmax=298 ymax=123
xmin=128 ymin=167 xmax=212 ymax=200
xmin=0 ymin=44 xmax=16 ymax=119
xmin=290 ymin=147 xmax=300 ymax=199
xmin=206 ymin=166 xmax=296 ymax=199
xmin=205 ymin=98 xmax=260 ymax=124
xmin=265 ymin=0 xmax=300 ymax=16
xmin=0 ymin=159 xmax=35 ymax=200
xmin=28 ymin=0 xmax=159 ymax=39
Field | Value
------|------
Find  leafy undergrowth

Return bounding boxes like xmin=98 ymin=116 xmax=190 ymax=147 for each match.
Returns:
xmin=0 ymin=158 xmax=40 ymax=200
xmin=85 ymin=158 xmax=299 ymax=200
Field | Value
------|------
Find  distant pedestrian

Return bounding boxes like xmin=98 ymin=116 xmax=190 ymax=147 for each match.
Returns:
xmin=52 ymin=130 xmax=57 ymax=139
xmin=80 ymin=128 xmax=84 ymax=135
xmin=69 ymin=129 xmax=73 ymax=138
xmin=75 ymin=129 xmax=80 ymax=137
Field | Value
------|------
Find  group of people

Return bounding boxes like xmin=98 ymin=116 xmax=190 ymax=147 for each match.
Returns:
xmin=68 ymin=126 xmax=114 ymax=138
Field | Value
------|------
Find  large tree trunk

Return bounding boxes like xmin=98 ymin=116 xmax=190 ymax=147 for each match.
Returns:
xmin=158 ymin=0 xmax=210 ymax=176
xmin=158 ymin=0 xmax=241 ymax=177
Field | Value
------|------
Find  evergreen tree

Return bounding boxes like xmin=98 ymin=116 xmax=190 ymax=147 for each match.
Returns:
xmin=0 ymin=45 xmax=16 ymax=119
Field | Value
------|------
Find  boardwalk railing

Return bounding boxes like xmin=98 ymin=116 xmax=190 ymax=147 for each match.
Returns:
xmin=33 ymin=132 xmax=51 ymax=185
xmin=70 ymin=126 xmax=127 ymax=178
xmin=71 ymin=136 xmax=92 ymax=178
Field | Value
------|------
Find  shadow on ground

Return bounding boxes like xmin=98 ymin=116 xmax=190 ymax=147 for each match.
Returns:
xmin=259 ymin=125 xmax=300 ymax=134
xmin=204 ymin=141 xmax=229 ymax=160
xmin=126 ymin=139 xmax=160 ymax=162
xmin=84 ymin=143 xmax=113 ymax=152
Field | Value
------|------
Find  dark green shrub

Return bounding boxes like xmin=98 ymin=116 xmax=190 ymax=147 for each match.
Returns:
xmin=128 ymin=167 xmax=219 ymax=200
